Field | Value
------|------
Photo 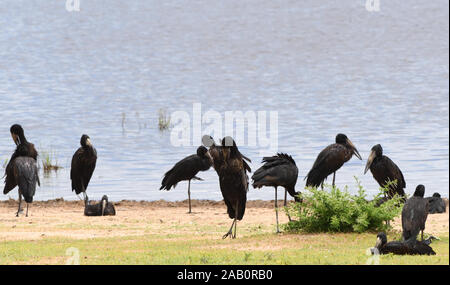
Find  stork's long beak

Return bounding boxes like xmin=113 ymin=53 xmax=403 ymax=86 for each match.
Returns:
xmin=364 ymin=150 xmax=376 ymax=174
xmin=86 ymin=138 xmax=93 ymax=147
xmin=222 ymin=146 xmax=230 ymax=161
xmin=11 ymin=134 xmax=20 ymax=146
xmin=101 ymin=199 xmax=106 ymax=216
xmin=375 ymin=237 xmax=382 ymax=248
xmin=206 ymin=150 xmax=214 ymax=165
xmin=347 ymin=139 xmax=362 ymax=160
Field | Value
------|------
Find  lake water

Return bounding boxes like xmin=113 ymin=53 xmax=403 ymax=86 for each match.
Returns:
xmin=0 ymin=0 xmax=448 ymax=202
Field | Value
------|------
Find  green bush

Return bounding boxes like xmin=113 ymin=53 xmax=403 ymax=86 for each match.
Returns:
xmin=283 ymin=178 xmax=403 ymax=233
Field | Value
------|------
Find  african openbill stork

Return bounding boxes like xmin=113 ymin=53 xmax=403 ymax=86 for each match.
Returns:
xmin=402 ymin=185 xmax=428 ymax=241
xmin=3 ymin=124 xmax=40 ymax=217
xmin=160 ymin=146 xmax=212 ymax=213
xmin=372 ymin=232 xmax=435 ymax=255
xmin=426 ymin=193 xmax=446 ymax=214
xmin=305 ymin=134 xmax=361 ymax=188
xmin=251 ymin=153 xmax=300 ymax=233
xmin=364 ymin=144 xmax=406 ymax=200
xmin=84 ymin=195 xmax=116 ymax=216
xmin=207 ymin=136 xmax=251 ymax=239
xmin=71 ymin=134 xmax=97 ymax=200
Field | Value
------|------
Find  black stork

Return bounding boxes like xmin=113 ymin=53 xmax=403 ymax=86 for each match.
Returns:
xmin=160 ymin=146 xmax=212 ymax=213
xmin=305 ymin=134 xmax=361 ymax=188
xmin=364 ymin=144 xmax=406 ymax=200
xmin=84 ymin=195 xmax=116 ymax=216
xmin=372 ymin=232 xmax=435 ymax=255
xmin=207 ymin=136 xmax=251 ymax=239
xmin=402 ymin=185 xmax=428 ymax=241
xmin=426 ymin=193 xmax=446 ymax=214
xmin=3 ymin=124 xmax=40 ymax=217
xmin=70 ymin=134 xmax=97 ymax=200
xmin=251 ymin=153 xmax=300 ymax=233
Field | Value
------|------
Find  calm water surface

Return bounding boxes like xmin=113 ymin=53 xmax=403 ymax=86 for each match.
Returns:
xmin=0 ymin=0 xmax=448 ymax=201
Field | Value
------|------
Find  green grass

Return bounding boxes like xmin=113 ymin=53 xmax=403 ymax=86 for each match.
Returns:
xmin=158 ymin=108 xmax=171 ymax=131
xmin=0 ymin=231 xmax=447 ymax=265
xmin=40 ymin=149 xmax=62 ymax=173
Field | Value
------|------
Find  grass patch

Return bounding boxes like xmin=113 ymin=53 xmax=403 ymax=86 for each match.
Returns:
xmin=40 ymin=150 xmax=62 ymax=173
xmin=158 ymin=108 xmax=171 ymax=131
xmin=0 ymin=232 xmax=447 ymax=265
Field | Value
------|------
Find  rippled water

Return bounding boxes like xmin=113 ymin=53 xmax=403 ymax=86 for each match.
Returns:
xmin=0 ymin=0 xmax=448 ymax=201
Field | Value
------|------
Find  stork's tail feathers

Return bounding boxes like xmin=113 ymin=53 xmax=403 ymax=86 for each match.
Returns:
xmin=305 ymin=169 xmax=323 ymax=188
xmin=14 ymin=158 xmax=39 ymax=203
xmin=160 ymin=170 xmax=177 ymax=190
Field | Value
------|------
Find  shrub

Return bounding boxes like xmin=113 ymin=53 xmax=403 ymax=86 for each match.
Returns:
xmin=283 ymin=178 xmax=403 ymax=233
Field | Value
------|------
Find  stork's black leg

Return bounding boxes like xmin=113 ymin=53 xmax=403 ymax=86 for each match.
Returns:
xmin=332 ymin=172 xmax=336 ymax=187
xmin=16 ymin=193 xmax=22 ymax=217
xmin=223 ymin=219 xmax=236 ymax=239
xmin=275 ymin=187 xmax=280 ymax=233
xmin=421 ymin=230 xmax=424 ymax=241
xmin=284 ymin=189 xmax=292 ymax=222
xmin=233 ymin=202 xmax=238 ymax=239
xmin=26 ymin=203 xmax=29 ymax=217
xmin=187 ymin=179 xmax=192 ymax=214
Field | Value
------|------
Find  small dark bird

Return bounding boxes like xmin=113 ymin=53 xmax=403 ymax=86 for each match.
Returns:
xmin=402 ymin=185 xmax=428 ymax=241
xmin=426 ymin=193 xmax=446 ymax=214
xmin=84 ymin=195 xmax=116 ymax=216
xmin=4 ymin=124 xmax=40 ymax=217
xmin=364 ymin=144 xmax=406 ymax=200
xmin=71 ymin=134 xmax=97 ymax=200
xmin=160 ymin=146 xmax=212 ymax=213
xmin=372 ymin=232 xmax=435 ymax=255
xmin=208 ymin=136 xmax=251 ymax=239
xmin=305 ymin=134 xmax=361 ymax=188
xmin=252 ymin=153 xmax=301 ymax=233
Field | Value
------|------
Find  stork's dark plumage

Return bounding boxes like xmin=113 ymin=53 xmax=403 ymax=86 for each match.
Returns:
xmin=208 ymin=136 xmax=251 ymax=239
xmin=426 ymin=193 xmax=446 ymax=214
xmin=402 ymin=185 xmax=428 ymax=241
xmin=364 ymin=144 xmax=406 ymax=200
xmin=84 ymin=195 xmax=116 ymax=216
xmin=71 ymin=134 xmax=97 ymax=200
xmin=373 ymin=232 xmax=435 ymax=255
xmin=252 ymin=153 xmax=300 ymax=233
xmin=3 ymin=124 xmax=40 ymax=217
xmin=305 ymin=134 xmax=361 ymax=188
xmin=160 ymin=146 xmax=212 ymax=213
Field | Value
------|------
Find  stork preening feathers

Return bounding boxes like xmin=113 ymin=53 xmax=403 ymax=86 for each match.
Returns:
xmin=205 ymin=136 xmax=251 ymax=239
xmin=3 ymin=124 xmax=40 ymax=217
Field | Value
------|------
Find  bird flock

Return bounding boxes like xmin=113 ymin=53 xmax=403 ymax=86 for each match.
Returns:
xmin=3 ymin=124 xmax=446 ymax=256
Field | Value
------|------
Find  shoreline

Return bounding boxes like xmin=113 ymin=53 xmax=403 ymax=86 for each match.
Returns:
xmin=1 ymin=197 xmax=448 ymax=209
xmin=0 ymin=198 xmax=281 ymax=209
